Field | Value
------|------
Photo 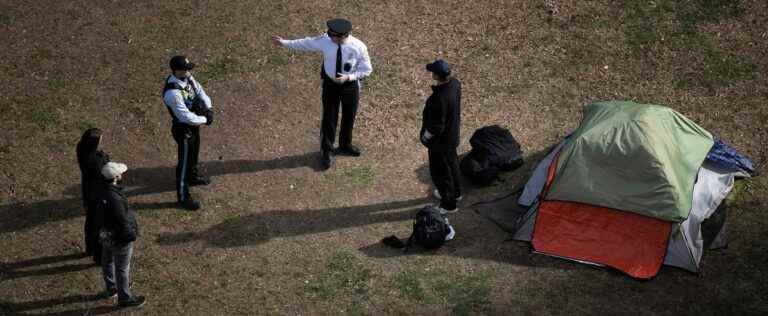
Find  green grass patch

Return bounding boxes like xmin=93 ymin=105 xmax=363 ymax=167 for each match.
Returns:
xmin=321 ymin=164 xmax=376 ymax=186
xmin=304 ymin=251 xmax=375 ymax=301
xmin=433 ymin=273 xmax=491 ymax=316
xmin=393 ymin=270 xmax=427 ymax=301
xmin=343 ymin=164 xmax=375 ymax=186
xmin=546 ymin=0 xmax=756 ymax=89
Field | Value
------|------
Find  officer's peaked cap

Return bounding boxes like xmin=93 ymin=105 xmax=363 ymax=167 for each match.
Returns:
xmin=327 ymin=18 xmax=352 ymax=35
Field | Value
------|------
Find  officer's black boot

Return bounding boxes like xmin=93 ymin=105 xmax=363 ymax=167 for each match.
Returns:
xmin=178 ymin=198 xmax=201 ymax=211
xmin=335 ymin=144 xmax=361 ymax=157
xmin=321 ymin=150 xmax=332 ymax=170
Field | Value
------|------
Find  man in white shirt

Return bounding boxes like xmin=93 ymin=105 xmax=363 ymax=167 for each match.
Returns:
xmin=273 ymin=18 xmax=373 ymax=170
xmin=162 ymin=55 xmax=213 ymax=210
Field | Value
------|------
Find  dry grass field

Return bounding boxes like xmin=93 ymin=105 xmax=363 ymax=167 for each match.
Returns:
xmin=1 ymin=0 xmax=767 ymax=315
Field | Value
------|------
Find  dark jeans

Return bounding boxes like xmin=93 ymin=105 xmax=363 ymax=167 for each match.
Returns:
xmin=101 ymin=242 xmax=134 ymax=302
xmin=428 ymin=147 xmax=462 ymax=210
xmin=172 ymin=124 xmax=200 ymax=202
xmin=321 ymin=80 xmax=359 ymax=152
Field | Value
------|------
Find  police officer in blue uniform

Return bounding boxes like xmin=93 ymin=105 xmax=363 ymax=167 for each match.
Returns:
xmin=162 ymin=55 xmax=213 ymax=210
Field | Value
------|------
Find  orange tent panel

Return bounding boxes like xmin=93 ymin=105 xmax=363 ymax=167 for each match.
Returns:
xmin=532 ymin=200 xmax=672 ymax=279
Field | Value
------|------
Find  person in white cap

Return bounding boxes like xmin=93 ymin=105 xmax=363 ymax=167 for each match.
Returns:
xmin=94 ymin=162 xmax=146 ymax=309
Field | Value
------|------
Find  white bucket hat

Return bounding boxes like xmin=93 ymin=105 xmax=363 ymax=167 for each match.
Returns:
xmin=101 ymin=162 xmax=128 ymax=180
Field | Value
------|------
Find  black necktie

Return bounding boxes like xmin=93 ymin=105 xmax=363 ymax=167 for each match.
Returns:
xmin=335 ymin=43 xmax=342 ymax=77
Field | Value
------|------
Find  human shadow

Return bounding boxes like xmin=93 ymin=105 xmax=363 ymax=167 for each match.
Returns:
xmin=1 ymin=253 xmax=95 ymax=282
xmin=0 ymin=199 xmax=83 ymax=235
xmin=157 ymin=197 xmax=431 ymax=248
xmin=0 ymin=152 xmax=322 ymax=234
xmin=0 ymin=294 xmax=118 ymax=316
xmin=120 ymin=151 xmax=322 ymax=198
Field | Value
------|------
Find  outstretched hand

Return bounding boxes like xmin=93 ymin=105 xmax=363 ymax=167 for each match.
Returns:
xmin=272 ymin=36 xmax=283 ymax=46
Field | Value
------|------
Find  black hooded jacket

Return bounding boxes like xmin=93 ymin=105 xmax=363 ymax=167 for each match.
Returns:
xmin=421 ymin=78 xmax=461 ymax=150
xmin=93 ymin=183 xmax=139 ymax=246
xmin=76 ymin=131 xmax=110 ymax=208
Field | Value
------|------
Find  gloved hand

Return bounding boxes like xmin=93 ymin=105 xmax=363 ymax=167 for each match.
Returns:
xmin=204 ymin=109 xmax=214 ymax=126
xmin=420 ymin=130 xmax=433 ymax=146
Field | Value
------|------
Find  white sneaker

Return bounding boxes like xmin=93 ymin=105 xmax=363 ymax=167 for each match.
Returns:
xmin=433 ymin=189 xmax=463 ymax=201
xmin=436 ymin=206 xmax=459 ymax=215
xmin=445 ymin=224 xmax=456 ymax=241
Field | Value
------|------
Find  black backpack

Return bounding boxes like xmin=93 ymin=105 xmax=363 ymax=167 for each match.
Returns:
xmin=461 ymin=125 xmax=524 ymax=185
xmin=407 ymin=206 xmax=450 ymax=250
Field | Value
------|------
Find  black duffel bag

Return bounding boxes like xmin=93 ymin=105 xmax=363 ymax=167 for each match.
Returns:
xmin=460 ymin=125 xmax=523 ymax=185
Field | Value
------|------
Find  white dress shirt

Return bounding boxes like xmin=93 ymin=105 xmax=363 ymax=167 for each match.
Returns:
xmin=163 ymin=75 xmax=212 ymax=125
xmin=279 ymin=34 xmax=373 ymax=81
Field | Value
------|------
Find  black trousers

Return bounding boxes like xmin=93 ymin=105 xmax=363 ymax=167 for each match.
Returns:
xmin=84 ymin=205 xmax=101 ymax=263
xmin=321 ymin=79 xmax=359 ymax=152
xmin=428 ymin=147 xmax=462 ymax=210
xmin=172 ymin=124 xmax=200 ymax=202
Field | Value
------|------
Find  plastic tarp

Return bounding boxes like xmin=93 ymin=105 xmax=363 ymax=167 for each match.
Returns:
xmin=546 ymin=101 xmax=714 ymax=222
xmin=706 ymin=136 xmax=756 ymax=177
xmin=664 ymin=164 xmax=734 ymax=271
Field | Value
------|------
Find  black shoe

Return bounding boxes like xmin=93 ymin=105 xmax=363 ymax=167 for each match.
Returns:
xmin=320 ymin=150 xmax=332 ymax=170
xmin=189 ymin=176 xmax=211 ymax=186
xmin=335 ymin=145 xmax=361 ymax=157
xmin=178 ymin=199 xmax=201 ymax=210
xmin=118 ymin=296 xmax=146 ymax=308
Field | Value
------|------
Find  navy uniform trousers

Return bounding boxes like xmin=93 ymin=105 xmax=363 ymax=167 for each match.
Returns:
xmin=320 ymin=79 xmax=359 ymax=152
xmin=171 ymin=123 xmax=200 ymax=202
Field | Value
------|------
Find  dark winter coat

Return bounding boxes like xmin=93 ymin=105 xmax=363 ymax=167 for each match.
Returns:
xmin=76 ymin=131 xmax=110 ymax=208
xmin=93 ymin=183 xmax=139 ymax=246
xmin=421 ymin=78 xmax=461 ymax=151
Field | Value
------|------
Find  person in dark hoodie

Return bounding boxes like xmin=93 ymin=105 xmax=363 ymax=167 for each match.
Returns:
xmin=94 ymin=162 xmax=146 ymax=309
xmin=76 ymin=128 xmax=110 ymax=264
xmin=420 ymin=59 xmax=462 ymax=214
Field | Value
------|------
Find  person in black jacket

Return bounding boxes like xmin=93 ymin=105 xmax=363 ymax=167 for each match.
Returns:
xmin=76 ymin=128 xmax=110 ymax=264
xmin=420 ymin=59 xmax=462 ymax=214
xmin=94 ymin=162 xmax=146 ymax=308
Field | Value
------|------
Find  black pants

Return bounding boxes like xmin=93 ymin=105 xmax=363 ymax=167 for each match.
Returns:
xmin=172 ymin=124 xmax=200 ymax=202
xmin=84 ymin=206 xmax=101 ymax=263
xmin=321 ymin=79 xmax=359 ymax=152
xmin=428 ymin=147 xmax=462 ymax=210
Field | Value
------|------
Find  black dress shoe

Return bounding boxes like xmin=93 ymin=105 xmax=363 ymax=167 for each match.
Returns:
xmin=321 ymin=150 xmax=332 ymax=170
xmin=118 ymin=296 xmax=146 ymax=308
xmin=335 ymin=145 xmax=361 ymax=157
xmin=178 ymin=199 xmax=201 ymax=210
xmin=189 ymin=176 xmax=211 ymax=186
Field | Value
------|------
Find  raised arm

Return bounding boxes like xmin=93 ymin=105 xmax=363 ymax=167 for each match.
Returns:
xmin=273 ymin=34 xmax=325 ymax=52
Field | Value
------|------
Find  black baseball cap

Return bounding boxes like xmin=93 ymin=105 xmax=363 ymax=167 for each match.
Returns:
xmin=426 ymin=59 xmax=451 ymax=77
xmin=169 ymin=55 xmax=195 ymax=71
xmin=326 ymin=18 xmax=352 ymax=36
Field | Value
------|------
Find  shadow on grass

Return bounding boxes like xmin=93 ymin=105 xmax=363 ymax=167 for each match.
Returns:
xmin=0 ymin=295 xmax=119 ymax=315
xmin=157 ymin=197 xmax=431 ymax=247
xmin=0 ymin=152 xmax=322 ymax=234
xmin=120 ymin=151 xmax=323 ymax=198
xmin=1 ymin=253 xmax=96 ymax=282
